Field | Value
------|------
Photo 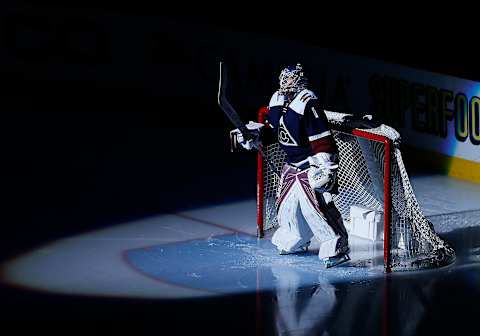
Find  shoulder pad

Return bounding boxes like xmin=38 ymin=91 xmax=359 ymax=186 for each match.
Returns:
xmin=269 ymin=91 xmax=285 ymax=107
xmin=289 ymin=89 xmax=317 ymax=115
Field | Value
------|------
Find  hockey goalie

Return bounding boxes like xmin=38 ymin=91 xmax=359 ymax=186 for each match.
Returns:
xmin=228 ymin=61 xmax=456 ymax=272
xmin=232 ymin=64 xmax=350 ymax=268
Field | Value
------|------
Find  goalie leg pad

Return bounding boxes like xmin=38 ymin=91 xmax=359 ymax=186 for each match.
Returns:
xmin=272 ymin=182 xmax=314 ymax=254
xmin=315 ymin=191 xmax=349 ymax=248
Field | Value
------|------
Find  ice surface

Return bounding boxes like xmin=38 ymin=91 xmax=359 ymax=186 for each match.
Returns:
xmin=1 ymin=175 xmax=479 ymax=299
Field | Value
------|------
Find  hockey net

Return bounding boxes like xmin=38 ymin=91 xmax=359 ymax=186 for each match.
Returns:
xmin=257 ymin=108 xmax=455 ymax=272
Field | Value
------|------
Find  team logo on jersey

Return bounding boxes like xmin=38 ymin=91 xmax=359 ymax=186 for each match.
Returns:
xmin=278 ymin=116 xmax=298 ymax=146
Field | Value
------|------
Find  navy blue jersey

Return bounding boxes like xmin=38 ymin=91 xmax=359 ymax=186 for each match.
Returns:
xmin=266 ymin=89 xmax=337 ymax=164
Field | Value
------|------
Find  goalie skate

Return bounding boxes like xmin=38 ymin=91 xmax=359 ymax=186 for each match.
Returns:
xmin=279 ymin=241 xmax=311 ymax=255
xmin=323 ymin=253 xmax=351 ymax=268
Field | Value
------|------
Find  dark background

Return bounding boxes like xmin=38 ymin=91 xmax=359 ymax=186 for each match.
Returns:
xmin=1 ymin=2 xmax=478 ymax=335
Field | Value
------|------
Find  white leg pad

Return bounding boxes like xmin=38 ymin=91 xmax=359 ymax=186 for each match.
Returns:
xmin=272 ymin=185 xmax=313 ymax=253
xmin=318 ymin=236 xmax=340 ymax=259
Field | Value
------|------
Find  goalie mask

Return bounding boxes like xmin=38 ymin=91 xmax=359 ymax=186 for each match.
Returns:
xmin=279 ymin=63 xmax=307 ymax=96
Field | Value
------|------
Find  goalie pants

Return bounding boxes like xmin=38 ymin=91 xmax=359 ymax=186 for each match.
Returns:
xmin=271 ymin=164 xmax=349 ymax=259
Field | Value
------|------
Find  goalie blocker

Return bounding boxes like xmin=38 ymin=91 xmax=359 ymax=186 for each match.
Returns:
xmin=230 ymin=121 xmax=264 ymax=152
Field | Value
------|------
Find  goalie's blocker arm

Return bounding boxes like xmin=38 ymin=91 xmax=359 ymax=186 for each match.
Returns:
xmin=230 ymin=118 xmax=278 ymax=152
xmin=230 ymin=121 xmax=264 ymax=151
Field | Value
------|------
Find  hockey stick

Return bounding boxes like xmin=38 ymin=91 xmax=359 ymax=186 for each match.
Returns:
xmin=217 ymin=62 xmax=281 ymax=177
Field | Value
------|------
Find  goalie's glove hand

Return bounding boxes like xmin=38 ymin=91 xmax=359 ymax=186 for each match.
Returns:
xmin=230 ymin=121 xmax=264 ymax=151
xmin=307 ymin=152 xmax=339 ymax=192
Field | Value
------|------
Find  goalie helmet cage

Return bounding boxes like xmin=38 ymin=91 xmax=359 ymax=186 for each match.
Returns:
xmin=256 ymin=107 xmax=455 ymax=272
